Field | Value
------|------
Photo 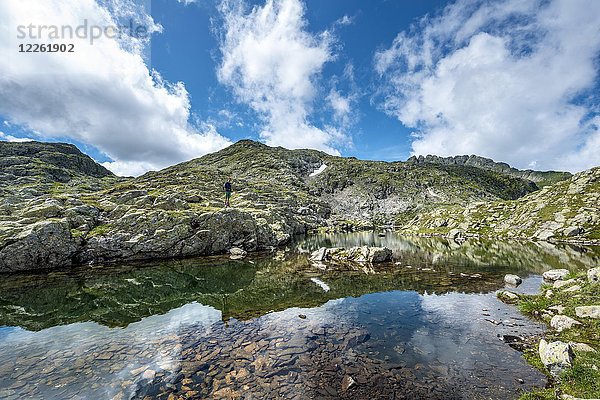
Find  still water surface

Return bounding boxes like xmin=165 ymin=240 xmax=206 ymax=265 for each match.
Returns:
xmin=1 ymin=233 xmax=599 ymax=399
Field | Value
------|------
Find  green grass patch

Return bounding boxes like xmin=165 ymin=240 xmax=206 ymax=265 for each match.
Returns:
xmin=518 ymin=296 xmax=551 ymax=314
xmin=518 ymin=388 xmax=555 ymax=400
xmin=88 ymin=224 xmax=111 ymax=237
xmin=560 ymin=351 xmax=600 ymax=398
xmin=70 ymin=229 xmax=86 ymax=238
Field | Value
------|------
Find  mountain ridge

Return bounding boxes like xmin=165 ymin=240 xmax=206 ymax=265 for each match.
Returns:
xmin=407 ymin=154 xmax=572 ymax=187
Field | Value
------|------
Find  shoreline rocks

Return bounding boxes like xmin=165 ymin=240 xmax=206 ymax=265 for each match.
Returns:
xmin=542 ymin=269 xmax=570 ymax=282
xmin=550 ymin=315 xmax=581 ymax=332
xmin=504 ymin=274 xmax=522 ymax=286
xmin=538 ymin=339 xmax=573 ymax=376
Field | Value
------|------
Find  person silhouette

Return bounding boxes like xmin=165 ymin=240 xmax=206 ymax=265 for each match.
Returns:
xmin=224 ymin=177 xmax=232 ymax=207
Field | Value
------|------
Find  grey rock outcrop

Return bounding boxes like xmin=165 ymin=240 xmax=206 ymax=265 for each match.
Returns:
xmin=407 ymin=154 xmax=571 ymax=186
xmin=0 ymin=220 xmax=78 ymax=272
xmin=553 ymin=279 xmax=576 ymax=289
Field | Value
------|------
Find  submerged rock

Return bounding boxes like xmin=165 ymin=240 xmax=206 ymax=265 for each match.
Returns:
xmin=229 ymin=247 xmax=247 ymax=260
xmin=497 ymin=290 xmax=519 ymax=303
xmin=341 ymin=375 xmax=356 ymax=392
xmin=539 ymin=339 xmax=573 ymax=376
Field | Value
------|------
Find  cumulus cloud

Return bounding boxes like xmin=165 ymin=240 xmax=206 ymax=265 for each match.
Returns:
xmin=0 ymin=131 xmax=34 ymax=142
xmin=0 ymin=0 xmax=231 ymax=176
xmin=327 ymin=63 xmax=359 ymax=130
xmin=375 ymin=0 xmax=600 ymax=172
xmin=217 ymin=0 xmax=346 ymax=154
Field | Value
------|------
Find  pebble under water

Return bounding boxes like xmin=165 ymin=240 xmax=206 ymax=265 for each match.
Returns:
xmin=1 ymin=233 xmax=599 ymax=399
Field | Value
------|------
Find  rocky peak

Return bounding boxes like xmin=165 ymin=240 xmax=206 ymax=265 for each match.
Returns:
xmin=406 ymin=154 xmax=571 ymax=186
xmin=0 ymin=141 xmax=114 ymax=183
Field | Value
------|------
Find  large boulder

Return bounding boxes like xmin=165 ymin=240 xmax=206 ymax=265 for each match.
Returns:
xmin=20 ymin=199 xmax=64 ymax=219
xmin=309 ymin=246 xmax=392 ymax=264
xmin=550 ymin=315 xmax=581 ymax=332
xmin=539 ymin=339 xmax=573 ymax=376
xmin=0 ymin=220 xmax=77 ymax=272
xmin=543 ymin=269 xmax=570 ymax=282
xmin=575 ymin=306 xmax=600 ymax=319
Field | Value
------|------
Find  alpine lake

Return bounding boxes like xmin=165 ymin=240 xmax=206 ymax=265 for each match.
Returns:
xmin=1 ymin=233 xmax=599 ymax=400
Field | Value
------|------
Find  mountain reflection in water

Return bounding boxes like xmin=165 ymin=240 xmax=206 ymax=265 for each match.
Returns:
xmin=0 ymin=234 xmax=598 ymax=399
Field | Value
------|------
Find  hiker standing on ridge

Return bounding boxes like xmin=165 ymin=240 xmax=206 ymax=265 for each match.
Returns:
xmin=224 ymin=177 xmax=233 ymax=208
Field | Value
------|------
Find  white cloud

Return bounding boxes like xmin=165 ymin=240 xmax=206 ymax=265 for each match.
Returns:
xmin=375 ymin=0 xmax=600 ymax=172
xmin=0 ymin=0 xmax=231 ymax=176
xmin=176 ymin=0 xmax=197 ymax=5
xmin=217 ymin=0 xmax=346 ymax=154
xmin=327 ymin=63 xmax=359 ymax=129
xmin=0 ymin=131 xmax=35 ymax=142
xmin=335 ymin=15 xmax=354 ymax=27
xmin=327 ymin=89 xmax=351 ymax=120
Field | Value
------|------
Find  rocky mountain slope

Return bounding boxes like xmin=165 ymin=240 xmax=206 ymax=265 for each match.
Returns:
xmin=407 ymin=154 xmax=571 ymax=187
xmin=400 ymin=167 xmax=600 ymax=242
xmin=0 ymin=139 xmax=581 ymax=272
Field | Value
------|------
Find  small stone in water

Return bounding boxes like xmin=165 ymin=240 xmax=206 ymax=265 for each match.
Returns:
xmin=341 ymin=375 xmax=356 ymax=391
xmin=298 ymin=314 xmax=307 ymax=319
xmin=142 ymin=369 xmax=156 ymax=380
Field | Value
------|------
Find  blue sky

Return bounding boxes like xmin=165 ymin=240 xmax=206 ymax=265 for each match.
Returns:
xmin=1 ymin=0 xmax=599 ymax=175
xmin=149 ymin=0 xmax=447 ymax=161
